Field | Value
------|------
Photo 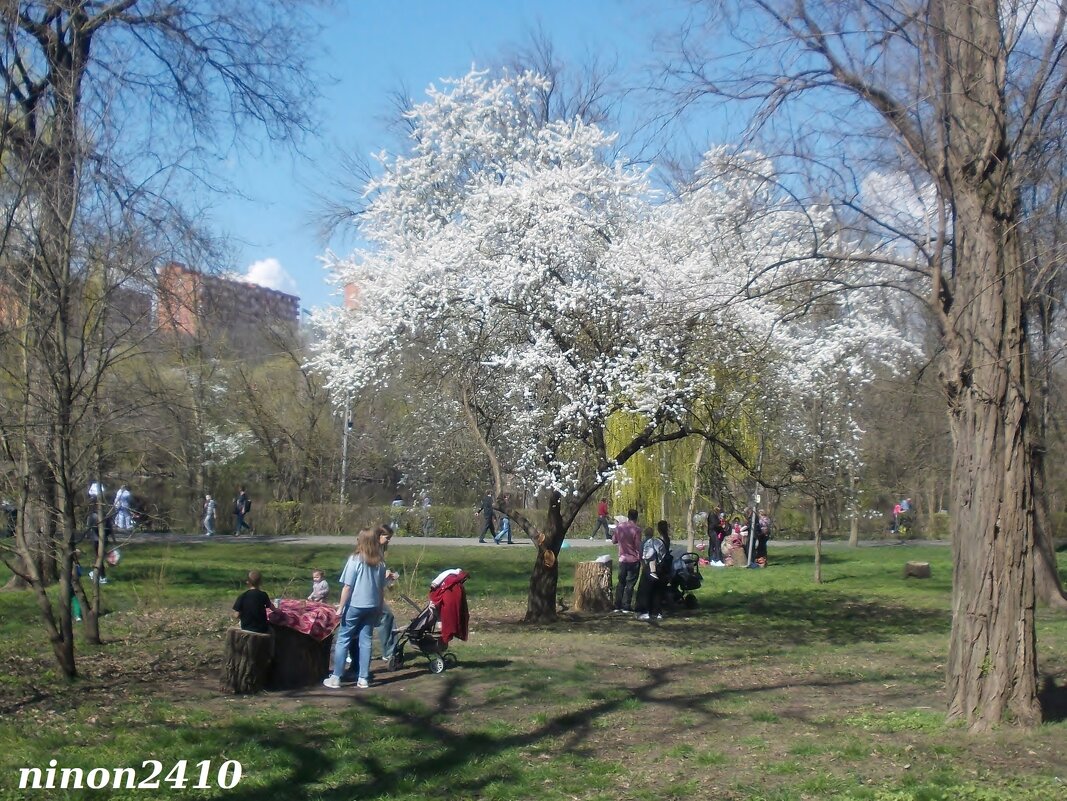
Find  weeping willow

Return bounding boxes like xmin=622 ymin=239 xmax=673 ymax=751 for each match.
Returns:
xmin=604 ymin=395 xmax=763 ymax=526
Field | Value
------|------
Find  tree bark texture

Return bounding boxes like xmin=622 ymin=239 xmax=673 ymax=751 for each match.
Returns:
xmin=223 ymin=628 xmax=274 ymax=694
xmin=268 ymin=625 xmax=332 ymax=690
xmin=573 ymin=561 xmax=613 ymax=613
xmin=937 ymin=0 xmax=1039 ymax=730
xmin=524 ymin=492 xmax=565 ymax=623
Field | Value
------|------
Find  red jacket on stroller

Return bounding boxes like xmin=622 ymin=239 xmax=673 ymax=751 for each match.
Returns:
xmin=429 ymin=571 xmax=469 ymax=645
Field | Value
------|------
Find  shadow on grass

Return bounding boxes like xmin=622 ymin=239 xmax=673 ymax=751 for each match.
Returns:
xmin=506 ymin=586 xmax=950 ymax=650
xmin=205 ymin=664 xmax=874 ymax=801
xmin=1039 ymin=676 xmax=1067 ymax=723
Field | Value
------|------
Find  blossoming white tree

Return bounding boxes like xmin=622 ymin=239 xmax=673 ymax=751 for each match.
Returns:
xmin=313 ymin=70 xmax=911 ymax=621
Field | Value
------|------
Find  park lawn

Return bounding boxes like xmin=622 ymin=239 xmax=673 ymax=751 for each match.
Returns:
xmin=0 ymin=540 xmax=1065 ymax=800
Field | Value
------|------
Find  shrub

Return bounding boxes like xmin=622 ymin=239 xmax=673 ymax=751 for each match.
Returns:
xmin=927 ymin=511 xmax=950 ymax=539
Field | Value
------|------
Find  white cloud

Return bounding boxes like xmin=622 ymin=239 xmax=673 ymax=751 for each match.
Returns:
xmin=243 ymin=257 xmax=298 ymax=294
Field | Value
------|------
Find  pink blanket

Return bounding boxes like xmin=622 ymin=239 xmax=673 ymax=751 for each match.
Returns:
xmin=267 ymin=599 xmax=339 ymax=641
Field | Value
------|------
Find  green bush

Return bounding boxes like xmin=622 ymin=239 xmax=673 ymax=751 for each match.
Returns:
xmin=927 ymin=511 xmax=950 ymax=539
xmin=263 ymin=500 xmax=302 ymax=535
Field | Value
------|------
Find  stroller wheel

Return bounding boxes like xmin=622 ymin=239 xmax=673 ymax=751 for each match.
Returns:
xmin=683 ymin=593 xmax=698 ymax=609
xmin=428 ymin=655 xmax=446 ymax=674
xmin=443 ymin=652 xmax=459 ymax=668
xmin=386 ymin=653 xmax=400 ymax=672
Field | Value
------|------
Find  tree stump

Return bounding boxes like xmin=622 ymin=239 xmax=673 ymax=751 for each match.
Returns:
xmin=223 ymin=627 xmax=273 ymax=694
xmin=269 ymin=624 xmax=333 ymax=689
xmin=573 ymin=561 xmax=613 ymax=613
xmin=904 ymin=561 xmax=931 ymax=579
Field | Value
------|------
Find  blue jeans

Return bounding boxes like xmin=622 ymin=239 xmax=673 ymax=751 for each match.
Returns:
xmin=331 ymin=606 xmax=377 ymax=681
xmin=376 ymin=605 xmax=397 ymax=659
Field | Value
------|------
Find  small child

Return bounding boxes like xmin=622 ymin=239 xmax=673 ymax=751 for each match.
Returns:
xmin=232 ymin=570 xmax=276 ymax=633
xmin=308 ymin=568 xmax=329 ymax=603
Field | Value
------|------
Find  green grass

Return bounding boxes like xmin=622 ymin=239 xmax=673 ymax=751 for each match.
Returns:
xmin=0 ymin=541 xmax=1065 ymax=800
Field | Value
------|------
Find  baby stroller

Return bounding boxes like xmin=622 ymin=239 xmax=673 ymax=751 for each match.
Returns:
xmin=667 ymin=552 xmax=702 ymax=609
xmin=387 ymin=569 xmax=469 ymax=675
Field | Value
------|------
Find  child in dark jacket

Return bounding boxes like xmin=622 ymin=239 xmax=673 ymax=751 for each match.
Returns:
xmin=232 ymin=570 xmax=276 ymax=633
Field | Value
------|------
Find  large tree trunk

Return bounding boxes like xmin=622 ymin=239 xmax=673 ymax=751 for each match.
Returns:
xmin=524 ymin=492 xmax=565 ymax=623
xmin=934 ymin=0 xmax=1040 ymax=731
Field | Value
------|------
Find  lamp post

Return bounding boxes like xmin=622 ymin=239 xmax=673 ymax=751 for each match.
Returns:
xmin=339 ymin=394 xmax=352 ymax=506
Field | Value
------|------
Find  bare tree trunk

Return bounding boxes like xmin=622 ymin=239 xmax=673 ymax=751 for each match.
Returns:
xmin=813 ymin=499 xmax=823 ymax=585
xmin=524 ymin=492 xmax=564 ymax=623
xmin=848 ymin=471 xmax=859 ymax=547
xmin=460 ymin=384 xmax=503 ymax=497
xmin=686 ymin=438 xmax=706 ymax=552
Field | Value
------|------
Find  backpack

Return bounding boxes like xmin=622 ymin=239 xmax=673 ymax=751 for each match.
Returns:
xmin=657 ymin=546 xmax=674 ymax=578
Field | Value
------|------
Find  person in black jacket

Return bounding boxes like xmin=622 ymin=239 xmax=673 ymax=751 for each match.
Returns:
xmin=232 ymin=570 xmax=276 ymax=633
xmin=233 ymin=487 xmax=253 ymax=536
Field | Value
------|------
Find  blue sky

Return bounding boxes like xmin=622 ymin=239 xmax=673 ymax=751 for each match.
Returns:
xmin=212 ymin=0 xmax=679 ymax=311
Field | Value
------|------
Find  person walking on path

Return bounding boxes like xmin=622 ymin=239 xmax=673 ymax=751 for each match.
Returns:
xmin=493 ymin=511 xmax=513 ymax=544
xmin=203 ymin=494 xmax=217 ymax=536
xmin=477 ymin=492 xmax=496 ymax=543
xmin=112 ymin=484 xmax=134 ymax=531
xmin=420 ymin=492 xmax=433 ymax=535
xmin=590 ymin=497 xmax=610 ymax=540
xmin=612 ymin=509 xmax=642 ymax=613
xmin=233 ymin=487 xmax=253 ymax=536
xmin=324 ymin=527 xmax=387 ymax=689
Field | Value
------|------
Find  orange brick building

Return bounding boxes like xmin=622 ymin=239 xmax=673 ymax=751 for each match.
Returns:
xmin=158 ymin=262 xmax=300 ymax=344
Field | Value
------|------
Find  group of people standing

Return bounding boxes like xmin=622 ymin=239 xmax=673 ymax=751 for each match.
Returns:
xmin=611 ymin=509 xmax=675 ymax=620
xmin=706 ymin=507 xmax=772 ymax=568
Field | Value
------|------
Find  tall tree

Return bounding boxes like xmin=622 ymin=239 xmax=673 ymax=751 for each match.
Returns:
xmin=664 ymin=0 xmax=1067 ymax=729
xmin=313 ymin=70 xmax=907 ymax=622
xmin=0 ymin=0 xmax=320 ymax=677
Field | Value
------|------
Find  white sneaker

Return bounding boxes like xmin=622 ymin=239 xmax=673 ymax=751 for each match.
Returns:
xmin=322 ymin=676 xmax=341 ymax=689
xmin=637 ymin=613 xmax=650 ymax=621
xmin=98 ymin=577 xmax=108 ymax=585
xmin=88 ymin=570 xmax=95 ymax=581
xmin=356 ymin=678 xmax=369 ymax=689
xmin=655 ymin=614 xmax=663 ymax=620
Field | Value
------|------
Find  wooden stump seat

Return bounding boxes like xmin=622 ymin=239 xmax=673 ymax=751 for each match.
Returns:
xmin=269 ymin=623 xmax=332 ymax=690
xmin=223 ymin=625 xmax=334 ymax=694
xmin=573 ymin=560 xmax=613 ymax=613
xmin=223 ymin=627 xmax=273 ymax=694
xmin=904 ymin=561 xmax=931 ymax=579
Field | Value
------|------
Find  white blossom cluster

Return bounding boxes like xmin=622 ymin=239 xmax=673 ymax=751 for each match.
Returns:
xmin=311 ymin=70 xmax=916 ymax=496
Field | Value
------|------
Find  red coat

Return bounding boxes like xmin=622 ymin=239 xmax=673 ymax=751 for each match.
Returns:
xmin=429 ymin=571 xmax=469 ymax=646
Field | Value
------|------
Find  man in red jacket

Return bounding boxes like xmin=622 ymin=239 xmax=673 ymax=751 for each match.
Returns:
xmin=590 ymin=497 xmax=610 ymax=540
